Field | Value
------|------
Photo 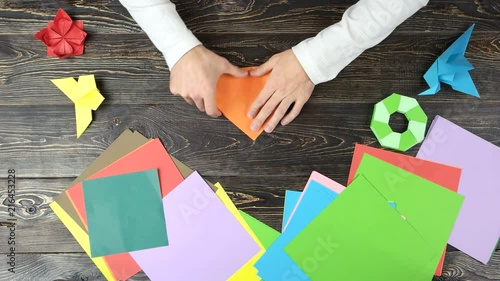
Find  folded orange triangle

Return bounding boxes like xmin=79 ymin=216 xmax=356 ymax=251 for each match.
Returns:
xmin=216 ymin=68 xmax=270 ymax=140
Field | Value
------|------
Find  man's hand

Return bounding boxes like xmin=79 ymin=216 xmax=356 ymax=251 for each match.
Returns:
xmin=248 ymin=49 xmax=314 ymax=133
xmin=170 ymin=45 xmax=248 ymax=117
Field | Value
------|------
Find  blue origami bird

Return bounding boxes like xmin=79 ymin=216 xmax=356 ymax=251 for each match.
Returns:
xmin=419 ymin=24 xmax=479 ymax=97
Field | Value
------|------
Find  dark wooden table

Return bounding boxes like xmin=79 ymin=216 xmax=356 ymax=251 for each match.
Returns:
xmin=0 ymin=0 xmax=499 ymax=280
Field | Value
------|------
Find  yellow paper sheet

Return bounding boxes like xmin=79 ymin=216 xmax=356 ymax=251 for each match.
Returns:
xmin=51 ymin=74 xmax=104 ymax=138
xmin=214 ymin=183 xmax=265 ymax=281
xmin=50 ymin=202 xmax=116 ymax=281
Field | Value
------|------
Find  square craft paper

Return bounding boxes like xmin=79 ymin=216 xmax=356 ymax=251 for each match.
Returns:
xmin=348 ymin=143 xmax=462 ymax=275
xmin=284 ymin=175 xmax=438 ymax=281
xmin=130 ymin=172 xmax=261 ymax=281
xmin=83 ymin=169 xmax=168 ymax=257
xmin=417 ymin=115 xmax=500 ymax=263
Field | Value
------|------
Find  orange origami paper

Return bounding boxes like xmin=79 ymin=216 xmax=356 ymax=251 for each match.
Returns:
xmin=216 ymin=68 xmax=270 ymax=140
xmin=35 ymin=8 xmax=87 ymax=58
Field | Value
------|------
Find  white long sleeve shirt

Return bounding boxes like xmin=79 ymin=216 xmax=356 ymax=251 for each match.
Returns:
xmin=119 ymin=0 xmax=428 ymax=85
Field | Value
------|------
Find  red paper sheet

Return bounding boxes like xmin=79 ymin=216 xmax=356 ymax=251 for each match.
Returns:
xmin=66 ymin=138 xmax=184 ymax=280
xmin=348 ymin=143 xmax=461 ymax=276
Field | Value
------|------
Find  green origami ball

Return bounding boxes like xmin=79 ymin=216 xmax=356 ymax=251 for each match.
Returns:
xmin=370 ymin=93 xmax=428 ymax=152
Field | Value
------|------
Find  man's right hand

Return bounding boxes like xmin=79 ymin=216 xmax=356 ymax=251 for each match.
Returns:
xmin=169 ymin=45 xmax=248 ymax=117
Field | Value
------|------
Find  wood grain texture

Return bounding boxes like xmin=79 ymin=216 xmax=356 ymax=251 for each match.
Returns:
xmin=0 ymin=32 xmax=498 ymax=106
xmin=0 ymin=251 xmax=499 ymax=280
xmin=0 ymin=102 xmax=499 ymax=178
xmin=0 ymin=0 xmax=499 ymax=279
xmin=0 ymin=0 xmax=498 ymax=35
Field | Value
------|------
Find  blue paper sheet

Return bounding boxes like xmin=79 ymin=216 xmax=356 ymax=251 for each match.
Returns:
xmin=255 ymin=181 xmax=338 ymax=281
xmin=282 ymin=190 xmax=302 ymax=232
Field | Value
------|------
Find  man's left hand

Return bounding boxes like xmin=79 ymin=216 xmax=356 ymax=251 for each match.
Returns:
xmin=248 ymin=49 xmax=315 ymax=133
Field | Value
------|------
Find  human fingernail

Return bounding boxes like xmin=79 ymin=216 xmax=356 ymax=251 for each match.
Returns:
xmin=250 ymin=123 xmax=259 ymax=131
xmin=248 ymin=111 xmax=255 ymax=119
xmin=265 ymin=125 xmax=273 ymax=133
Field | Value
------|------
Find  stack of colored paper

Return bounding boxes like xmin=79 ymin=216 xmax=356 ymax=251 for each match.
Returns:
xmin=51 ymin=115 xmax=500 ymax=281
xmin=254 ymin=144 xmax=466 ymax=281
xmin=253 ymin=115 xmax=500 ymax=280
xmin=50 ymin=129 xmax=280 ymax=281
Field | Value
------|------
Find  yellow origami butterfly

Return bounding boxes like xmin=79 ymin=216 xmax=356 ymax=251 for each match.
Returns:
xmin=51 ymin=75 xmax=104 ymax=138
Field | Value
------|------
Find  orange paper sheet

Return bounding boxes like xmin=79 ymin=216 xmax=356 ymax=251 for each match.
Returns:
xmin=216 ymin=67 xmax=270 ymax=140
xmin=348 ymin=143 xmax=462 ymax=276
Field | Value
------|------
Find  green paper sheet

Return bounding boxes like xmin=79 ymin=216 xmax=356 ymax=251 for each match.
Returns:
xmin=83 ymin=169 xmax=168 ymax=257
xmin=240 ymin=210 xmax=280 ymax=249
xmin=284 ymin=175 xmax=437 ymax=281
xmin=354 ymin=154 xmax=464 ymax=261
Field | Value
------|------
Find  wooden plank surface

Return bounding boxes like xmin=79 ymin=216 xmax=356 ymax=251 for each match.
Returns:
xmin=0 ymin=32 xmax=498 ymax=105
xmin=0 ymin=0 xmax=499 ymax=280
xmin=0 ymin=251 xmax=499 ymax=281
xmin=1 ymin=102 xmax=500 ymax=178
xmin=0 ymin=0 xmax=498 ymax=34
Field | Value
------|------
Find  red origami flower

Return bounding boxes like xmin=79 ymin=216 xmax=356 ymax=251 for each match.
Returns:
xmin=35 ymin=8 xmax=87 ymax=58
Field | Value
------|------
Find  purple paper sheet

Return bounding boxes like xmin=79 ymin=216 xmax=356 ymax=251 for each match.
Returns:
xmin=417 ymin=115 xmax=500 ymax=264
xmin=130 ymin=172 xmax=260 ymax=281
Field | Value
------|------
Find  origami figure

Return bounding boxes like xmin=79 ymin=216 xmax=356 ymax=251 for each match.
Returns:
xmin=419 ymin=24 xmax=479 ymax=97
xmin=51 ymin=75 xmax=104 ymax=138
xmin=35 ymin=8 xmax=87 ymax=58
xmin=370 ymin=93 xmax=428 ymax=152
